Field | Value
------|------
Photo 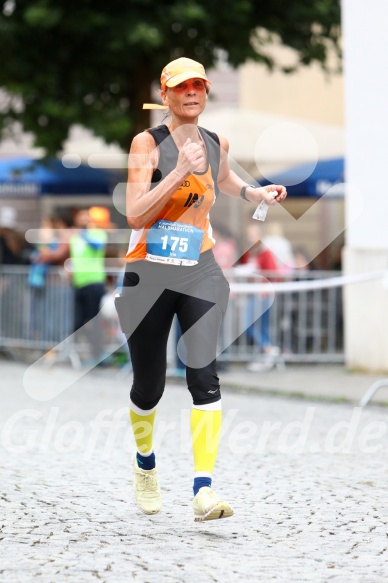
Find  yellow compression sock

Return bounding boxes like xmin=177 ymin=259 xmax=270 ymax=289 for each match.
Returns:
xmin=129 ymin=406 xmax=156 ymax=455
xmin=190 ymin=408 xmax=222 ymax=474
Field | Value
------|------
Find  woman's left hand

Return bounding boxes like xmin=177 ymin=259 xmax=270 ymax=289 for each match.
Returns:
xmin=249 ymin=184 xmax=287 ymax=205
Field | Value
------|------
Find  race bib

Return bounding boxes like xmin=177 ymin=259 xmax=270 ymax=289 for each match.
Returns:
xmin=146 ymin=220 xmax=204 ymax=266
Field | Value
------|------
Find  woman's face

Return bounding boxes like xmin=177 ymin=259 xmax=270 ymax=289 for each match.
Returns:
xmin=162 ymin=78 xmax=207 ymax=119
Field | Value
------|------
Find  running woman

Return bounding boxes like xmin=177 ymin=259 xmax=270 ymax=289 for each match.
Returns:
xmin=117 ymin=57 xmax=287 ymax=521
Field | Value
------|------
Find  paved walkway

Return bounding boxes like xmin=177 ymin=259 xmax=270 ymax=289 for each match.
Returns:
xmin=218 ymin=362 xmax=388 ymax=405
xmin=1 ymin=361 xmax=388 ymax=582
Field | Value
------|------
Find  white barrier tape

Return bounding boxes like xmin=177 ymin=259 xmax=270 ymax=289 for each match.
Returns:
xmin=229 ymin=270 xmax=387 ymax=294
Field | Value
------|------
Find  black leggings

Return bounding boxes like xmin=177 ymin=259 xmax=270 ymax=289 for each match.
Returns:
xmin=118 ymin=251 xmax=230 ymax=410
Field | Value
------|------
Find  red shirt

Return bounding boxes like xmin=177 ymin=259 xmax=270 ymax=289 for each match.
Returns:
xmin=240 ymin=246 xmax=278 ymax=271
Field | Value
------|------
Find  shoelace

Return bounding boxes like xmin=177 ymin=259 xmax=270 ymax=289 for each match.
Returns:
xmin=198 ymin=489 xmax=219 ymax=505
xmin=136 ymin=472 xmax=158 ymax=492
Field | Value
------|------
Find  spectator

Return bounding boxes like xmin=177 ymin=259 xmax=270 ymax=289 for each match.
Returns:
xmin=89 ymin=206 xmax=118 ymax=285
xmin=212 ymin=224 xmax=237 ymax=271
xmin=262 ymin=221 xmax=294 ymax=273
xmin=292 ymin=247 xmax=312 ymax=271
xmin=29 ymin=212 xmax=72 ymax=347
xmin=36 ymin=211 xmax=73 ymax=267
xmin=0 ymin=206 xmax=25 ymax=265
xmin=37 ymin=207 xmax=108 ymax=365
xmin=68 ymin=208 xmax=108 ymax=366
xmin=28 ymin=216 xmax=58 ymax=289
xmin=0 ymin=206 xmax=26 ymax=344
xmin=28 ymin=216 xmax=59 ymax=340
xmin=238 ymin=223 xmax=280 ymax=371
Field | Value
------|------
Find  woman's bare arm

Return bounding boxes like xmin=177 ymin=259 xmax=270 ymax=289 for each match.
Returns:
xmin=126 ymin=132 xmax=205 ymax=230
xmin=217 ymin=135 xmax=287 ymax=205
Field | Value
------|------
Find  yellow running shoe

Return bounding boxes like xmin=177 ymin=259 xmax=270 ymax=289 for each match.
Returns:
xmin=133 ymin=455 xmax=162 ymax=515
xmin=192 ymin=487 xmax=234 ymax=522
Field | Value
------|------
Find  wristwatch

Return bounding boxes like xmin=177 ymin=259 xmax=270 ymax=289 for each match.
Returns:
xmin=240 ymin=184 xmax=256 ymax=201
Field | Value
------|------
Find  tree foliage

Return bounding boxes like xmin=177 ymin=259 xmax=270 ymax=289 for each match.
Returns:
xmin=0 ymin=0 xmax=341 ymax=154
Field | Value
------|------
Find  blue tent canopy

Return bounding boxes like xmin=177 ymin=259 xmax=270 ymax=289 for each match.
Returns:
xmin=259 ymin=157 xmax=345 ymax=197
xmin=0 ymin=156 xmax=120 ymax=196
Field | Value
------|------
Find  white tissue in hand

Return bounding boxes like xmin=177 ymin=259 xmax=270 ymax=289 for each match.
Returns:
xmin=252 ymin=190 xmax=277 ymax=221
xmin=252 ymin=201 xmax=268 ymax=221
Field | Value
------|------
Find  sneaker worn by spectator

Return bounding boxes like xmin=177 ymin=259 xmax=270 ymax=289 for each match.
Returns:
xmin=133 ymin=455 xmax=162 ymax=515
xmin=192 ymin=486 xmax=234 ymax=522
xmin=247 ymin=361 xmax=275 ymax=373
xmin=247 ymin=346 xmax=281 ymax=372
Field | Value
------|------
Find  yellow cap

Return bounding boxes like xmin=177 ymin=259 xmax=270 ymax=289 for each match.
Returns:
xmin=160 ymin=57 xmax=211 ymax=90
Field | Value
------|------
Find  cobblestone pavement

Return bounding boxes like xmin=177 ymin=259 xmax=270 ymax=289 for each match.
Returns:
xmin=1 ymin=361 xmax=388 ymax=582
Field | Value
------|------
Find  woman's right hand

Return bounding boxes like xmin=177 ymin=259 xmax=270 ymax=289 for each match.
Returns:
xmin=175 ymin=138 xmax=205 ymax=177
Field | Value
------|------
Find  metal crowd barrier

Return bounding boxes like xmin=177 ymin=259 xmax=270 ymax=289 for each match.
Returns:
xmin=219 ymin=269 xmax=344 ymax=364
xmin=0 ymin=266 xmax=74 ymax=351
xmin=0 ymin=266 xmax=344 ymax=364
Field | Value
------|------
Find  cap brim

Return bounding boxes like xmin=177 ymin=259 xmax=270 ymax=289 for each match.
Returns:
xmin=165 ymin=72 xmax=211 ymax=88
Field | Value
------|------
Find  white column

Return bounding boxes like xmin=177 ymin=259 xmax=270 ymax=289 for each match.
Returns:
xmin=342 ymin=0 xmax=388 ymax=371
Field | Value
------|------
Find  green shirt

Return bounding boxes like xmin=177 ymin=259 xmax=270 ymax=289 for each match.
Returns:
xmin=69 ymin=229 xmax=108 ymax=288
